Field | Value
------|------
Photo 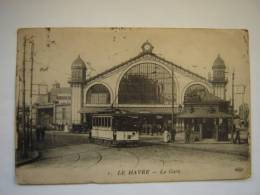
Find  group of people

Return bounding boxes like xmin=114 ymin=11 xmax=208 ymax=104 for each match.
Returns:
xmin=141 ymin=122 xmax=164 ymax=135
xmin=141 ymin=120 xmax=177 ymax=143
xmin=56 ymin=123 xmax=69 ymax=132
xmin=162 ymin=121 xmax=176 ymax=143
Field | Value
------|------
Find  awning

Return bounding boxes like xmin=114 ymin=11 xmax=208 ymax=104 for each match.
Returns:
xmin=36 ymin=104 xmax=54 ymax=109
xmin=177 ymin=110 xmax=232 ymax=118
xmin=79 ymin=106 xmax=175 ymax=115
xmin=79 ymin=107 xmax=111 ymax=114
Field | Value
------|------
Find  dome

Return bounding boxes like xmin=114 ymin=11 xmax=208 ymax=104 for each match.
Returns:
xmin=212 ymin=54 xmax=226 ymax=69
xmin=71 ymin=55 xmax=87 ymax=69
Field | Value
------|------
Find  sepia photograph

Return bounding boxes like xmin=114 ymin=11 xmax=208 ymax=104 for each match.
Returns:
xmin=15 ymin=28 xmax=251 ymax=184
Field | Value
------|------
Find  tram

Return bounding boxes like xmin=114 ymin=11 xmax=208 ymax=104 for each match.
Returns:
xmin=90 ymin=109 xmax=140 ymax=145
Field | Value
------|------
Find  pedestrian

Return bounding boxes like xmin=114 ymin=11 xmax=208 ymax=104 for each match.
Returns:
xmin=171 ymin=127 xmax=176 ymax=143
xmin=219 ymin=123 xmax=224 ymax=141
xmin=64 ymin=123 xmax=69 ymax=132
xmin=40 ymin=125 xmax=45 ymax=141
xmin=156 ymin=123 xmax=162 ymax=135
xmin=234 ymin=125 xmax=240 ymax=144
xmin=163 ymin=122 xmax=170 ymax=143
xmin=185 ymin=125 xmax=191 ymax=144
xmin=147 ymin=123 xmax=152 ymax=135
xmin=36 ymin=124 xmax=41 ymax=142
xmin=152 ymin=122 xmax=157 ymax=136
xmin=184 ymin=126 xmax=188 ymax=143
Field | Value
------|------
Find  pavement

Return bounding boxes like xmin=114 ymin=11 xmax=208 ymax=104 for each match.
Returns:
xmin=16 ymin=130 xmax=249 ymax=168
xmin=16 ymin=139 xmax=250 ymax=184
xmin=15 ymin=150 xmax=40 ymax=167
xmin=139 ymin=133 xmax=249 ymax=157
xmin=39 ymin=130 xmax=250 ymax=157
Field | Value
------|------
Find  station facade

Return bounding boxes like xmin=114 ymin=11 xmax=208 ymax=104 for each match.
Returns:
xmin=69 ymin=41 xmax=231 ymax=141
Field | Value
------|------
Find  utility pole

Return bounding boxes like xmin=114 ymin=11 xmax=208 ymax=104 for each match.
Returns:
xmin=242 ymin=85 xmax=246 ymax=105
xmin=22 ymin=36 xmax=28 ymax=158
xmin=16 ymin=72 xmax=21 ymax=151
xmin=29 ymin=40 xmax=34 ymax=150
xmin=231 ymin=71 xmax=235 ymax=142
xmin=171 ymin=65 xmax=175 ymax=130
xmin=232 ymin=71 xmax=235 ymax=112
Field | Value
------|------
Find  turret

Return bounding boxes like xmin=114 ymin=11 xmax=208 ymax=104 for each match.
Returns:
xmin=210 ymin=54 xmax=228 ymax=100
xmin=70 ymin=55 xmax=87 ymax=83
xmin=69 ymin=55 xmax=87 ymax=124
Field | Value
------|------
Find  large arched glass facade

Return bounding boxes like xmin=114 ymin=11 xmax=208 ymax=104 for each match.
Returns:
xmin=184 ymin=84 xmax=209 ymax=102
xmin=86 ymin=84 xmax=111 ymax=104
xmin=118 ymin=63 xmax=176 ymax=105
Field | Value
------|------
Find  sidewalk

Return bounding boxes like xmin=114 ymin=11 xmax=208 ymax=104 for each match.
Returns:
xmin=15 ymin=150 xmax=40 ymax=167
xmin=169 ymin=142 xmax=249 ymax=157
xmin=35 ymin=130 xmax=89 ymax=150
xmin=139 ymin=134 xmax=249 ymax=157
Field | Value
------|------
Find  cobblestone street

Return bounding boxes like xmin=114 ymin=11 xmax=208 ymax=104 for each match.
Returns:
xmin=16 ymin=131 xmax=250 ymax=184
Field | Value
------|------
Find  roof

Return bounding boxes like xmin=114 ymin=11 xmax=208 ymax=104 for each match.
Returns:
xmin=79 ymin=106 xmax=176 ymax=115
xmin=212 ymin=54 xmax=226 ymax=69
xmin=177 ymin=110 xmax=232 ymax=118
xmin=71 ymin=55 xmax=87 ymax=69
xmin=184 ymin=92 xmax=226 ymax=104
xmin=85 ymin=51 xmax=208 ymax=83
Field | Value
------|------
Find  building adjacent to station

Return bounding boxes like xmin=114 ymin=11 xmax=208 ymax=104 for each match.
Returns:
xmin=33 ymin=82 xmax=72 ymax=129
xmin=68 ymin=41 xmax=232 ymax=141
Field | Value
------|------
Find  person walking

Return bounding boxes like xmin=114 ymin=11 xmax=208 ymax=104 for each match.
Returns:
xmin=40 ymin=124 xmax=45 ymax=141
xmin=185 ymin=125 xmax=191 ymax=144
xmin=171 ymin=127 xmax=176 ymax=143
xmin=163 ymin=121 xmax=170 ymax=143
xmin=234 ymin=124 xmax=241 ymax=144
xmin=64 ymin=123 xmax=69 ymax=132
xmin=36 ymin=124 xmax=41 ymax=142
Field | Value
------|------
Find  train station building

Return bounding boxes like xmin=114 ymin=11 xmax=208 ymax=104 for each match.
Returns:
xmin=69 ymin=41 xmax=232 ymax=141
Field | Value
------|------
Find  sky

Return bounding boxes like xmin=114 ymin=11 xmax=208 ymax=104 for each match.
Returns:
xmin=16 ymin=28 xmax=250 ymax=109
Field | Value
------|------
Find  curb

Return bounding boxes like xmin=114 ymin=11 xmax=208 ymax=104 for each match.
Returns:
xmin=16 ymin=151 xmax=41 ymax=167
xmin=142 ymin=141 xmax=249 ymax=157
xmin=170 ymin=144 xmax=249 ymax=157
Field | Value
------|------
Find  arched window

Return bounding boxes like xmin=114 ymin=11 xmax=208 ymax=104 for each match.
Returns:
xmin=118 ymin=63 xmax=176 ymax=105
xmin=184 ymin=84 xmax=209 ymax=102
xmin=86 ymin=84 xmax=111 ymax=104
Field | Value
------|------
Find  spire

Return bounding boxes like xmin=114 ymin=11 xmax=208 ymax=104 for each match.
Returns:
xmin=71 ymin=54 xmax=87 ymax=69
xmin=212 ymin=54 xmax=226 ymax=69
